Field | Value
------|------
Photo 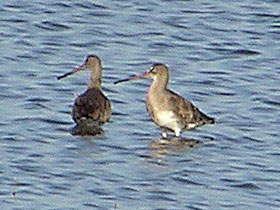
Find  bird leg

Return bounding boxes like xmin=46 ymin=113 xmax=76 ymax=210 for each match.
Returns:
xmin=161 ymin=128 xmax=168 ymax=139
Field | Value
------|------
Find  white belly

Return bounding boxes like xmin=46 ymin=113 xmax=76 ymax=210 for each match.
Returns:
xmin=156 ymin=110 xmax=181 ymax=130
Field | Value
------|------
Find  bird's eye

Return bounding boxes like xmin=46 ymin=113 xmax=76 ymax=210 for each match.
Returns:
xmin=85 ymin=57 xmax=89 ymax=64
xmin=149 ymin=67 xmax=155 ymax=73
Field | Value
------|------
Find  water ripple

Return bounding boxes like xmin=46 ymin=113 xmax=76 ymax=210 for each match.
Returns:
xmin=231 ymin=182 xmax=260 ymax=190
xmin=0 ymin=1 xmax=279 ymax=209
xmin=35 ymin=21 xmax=71 ymax=31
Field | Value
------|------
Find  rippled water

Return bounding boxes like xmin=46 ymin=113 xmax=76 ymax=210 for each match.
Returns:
xmin=1 ymin=0 xmax=280 ymax=209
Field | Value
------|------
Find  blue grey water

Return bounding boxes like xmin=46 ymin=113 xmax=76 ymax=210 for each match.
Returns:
xmin=0 ymin=0 xmax=279 ymax=209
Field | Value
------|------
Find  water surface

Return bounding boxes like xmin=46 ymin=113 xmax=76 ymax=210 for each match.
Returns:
xmin=0 ymin=0 xmax=279 ymax=209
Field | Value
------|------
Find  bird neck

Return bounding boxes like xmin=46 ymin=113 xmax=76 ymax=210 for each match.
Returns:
xmin=88 ymin=66 xmax=102 ymax=89
xmin=149 ymin=76 xmax=168 ymax=93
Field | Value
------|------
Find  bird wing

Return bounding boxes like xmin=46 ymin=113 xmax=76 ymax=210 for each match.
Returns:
xmin=167 ymin=90 xmax=214 ymax=128
xmin=72 ymin=87 xmax=111 ymax=125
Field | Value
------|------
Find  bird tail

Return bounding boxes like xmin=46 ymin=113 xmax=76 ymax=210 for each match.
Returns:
xmin=201 ymin=112 xmax=215 ymax=124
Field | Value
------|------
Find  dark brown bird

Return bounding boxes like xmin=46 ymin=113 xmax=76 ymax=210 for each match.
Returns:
xmin=115 ymin=63 xmax=214 ymax=138
xmin=58 ymin=55 xmax=111 ymax=135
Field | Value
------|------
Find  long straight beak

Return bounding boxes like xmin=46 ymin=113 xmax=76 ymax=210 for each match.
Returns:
xmin=57 ymin=64 xmax=87 ymax=80
xmin=114 ymin=71 xmax=149 ymax=84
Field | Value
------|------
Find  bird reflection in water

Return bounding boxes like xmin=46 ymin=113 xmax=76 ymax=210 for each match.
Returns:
xmin=147 ymin=137 xmax=201 ymax=161
xmin=71 ymin=123 xmax=104 ymax=136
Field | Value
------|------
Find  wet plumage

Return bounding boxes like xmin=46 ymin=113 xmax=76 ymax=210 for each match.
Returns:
xmin=72 ymin=87 xmax=111 ymax=126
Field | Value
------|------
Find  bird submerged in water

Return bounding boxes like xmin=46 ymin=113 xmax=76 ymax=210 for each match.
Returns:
xmin=57 ymin=55 xmax=111 ymax=136
xmin=115 ymin=63 xmax=214 ymax=138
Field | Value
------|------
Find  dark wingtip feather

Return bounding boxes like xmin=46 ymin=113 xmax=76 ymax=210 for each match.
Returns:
xmin=209 ymin=117 xmax=215 ymax=124
xmin=200 ymin=112 xmax=215 ymax=124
